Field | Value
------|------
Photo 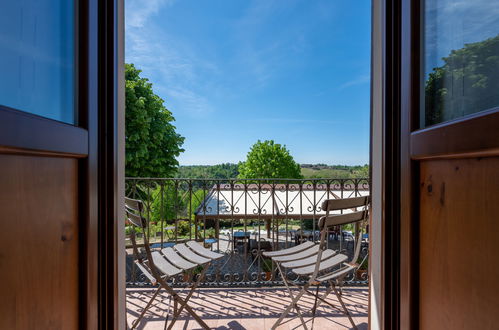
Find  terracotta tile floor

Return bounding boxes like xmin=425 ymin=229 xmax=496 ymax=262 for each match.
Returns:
xmin=126 ymin=286 xmax=368 ymax=329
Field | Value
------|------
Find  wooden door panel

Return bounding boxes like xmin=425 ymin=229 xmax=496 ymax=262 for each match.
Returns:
xmin=419 ymin=157 xmax=499 ymax=329
xmin=0 ymin=154 xmax=79 ymax=329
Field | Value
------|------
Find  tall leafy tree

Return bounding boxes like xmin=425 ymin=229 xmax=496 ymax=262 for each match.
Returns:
xmin=238 ymin=140 xmax=302 ymax=237
xmin=125 ymin=63 xmax=184 ymax=177
xmin=425 ymin=34 xmax=499 ymax=126
xmin=238 ymin=140 xmax=302 ymax=179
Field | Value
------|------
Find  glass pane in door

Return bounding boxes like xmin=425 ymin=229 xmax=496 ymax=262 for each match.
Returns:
xmin=421 ymin=0 xmax=499 ymax=128
xmin=0 ymin=0 xmax=75 ymax=124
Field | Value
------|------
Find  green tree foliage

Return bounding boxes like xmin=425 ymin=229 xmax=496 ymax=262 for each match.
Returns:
xmin=125 ymin=63 xmax=185 ymax=177
xmin=301 ymin=164 xmax=369 ymax=179
xmin=425 ymin=34 xmax=499 ymax=126
xmin=189 ymin=190 xmax=207 ymax=220
xmin=175 ymin=163 xmax=369 ymax=180
xmin=238 ymin=140 xmax=302 ymax=179
xmin=149 ymin=184 xmax=183 ymax=223
xmin=352 ymin=164 xmax=369 ymax=178
xmin=176 ymin=163 xmax=239 ymax=179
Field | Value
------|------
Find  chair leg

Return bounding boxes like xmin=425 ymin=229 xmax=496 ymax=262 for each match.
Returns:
xmin=304 ymin=286 xmax=344 ymax=314
xmin=163 ymin=295 xmax=172 ymax=330
xmin=272 ymin=283 xmax=309 ymax=330
xmin=166 ymin=264 xmax=210 ymax=330
xmin=153 ymin=278 xmax=210 ymax=330
xmin=131 ymin=285 xmax=162 ymax=329
xmin=310 ymin=284 xmax=320 ymax=329
xmin=303 ymin=274 xmax=353 ymax=314
xmin=168 ymin=291 xmax=210 ymax=330
xmin=331 ymin=282 xmax=357 ymax=330
xmin=274 ymin=263 xmax=308 ymax=329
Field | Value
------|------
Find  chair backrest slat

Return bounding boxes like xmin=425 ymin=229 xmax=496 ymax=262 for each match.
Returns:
xmin=321 ymin=195 xmax=370 ymax=212
xmin=124 ymin=197 xmax=152 ymax=271
xmin=126 ymin=210 xmax=146 ymax=228
xmin=124 ymin=197 xmax=164 ymax=283
xmin=317 ymin=195 xmax=370 ymax=269
xmin=125 ymin=197 xmax=143 ymax=213
xmin=125 ymin=197 xmax=147 ymax=229
xmin=320 ymin=210 xmax=368 ymax=228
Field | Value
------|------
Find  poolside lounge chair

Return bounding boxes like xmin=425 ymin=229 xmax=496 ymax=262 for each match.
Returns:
xmin=263 ymin=195 xmax=370 ymax=330
xmin=125 ymin=197 xmax=223 ymax=329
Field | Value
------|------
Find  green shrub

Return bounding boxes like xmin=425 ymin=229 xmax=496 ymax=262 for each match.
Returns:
xmin=261 ymin=259 xmax=273 ymax=272
xmin=302 ymin=219 xmax=315 ymax=230
xmin=176 ymin=221 xmax=191 ymax=236
xmin=358 ymin=257 xmax=368 ymax=270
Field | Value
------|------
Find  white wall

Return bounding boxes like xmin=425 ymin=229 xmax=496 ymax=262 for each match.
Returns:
xmin=370 ymin=0 xmax=383 ymax=328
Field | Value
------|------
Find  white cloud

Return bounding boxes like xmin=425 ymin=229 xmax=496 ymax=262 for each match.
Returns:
xmin=231 ymin=0 xmax=308 ymax=88
xmin=163 ymin=86 xmax=214 ymax=116
xmin=125 ymin=0 xmax=217 ymax=117
xmin=248 ymin=117 xmax=344 ymax=125
xmin=339 ymin=74 xmax=370 ymax=90
xmin=425 ymin=0 xmax=499 ymax=68
xmin=125 ymin=0 xmax=173 ymax=29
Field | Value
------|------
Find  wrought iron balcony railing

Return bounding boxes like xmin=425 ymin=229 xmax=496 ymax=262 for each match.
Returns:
xmin=125 ymin=178 xmax=370 ymax=287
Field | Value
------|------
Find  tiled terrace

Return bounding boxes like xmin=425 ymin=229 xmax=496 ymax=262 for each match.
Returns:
xmin=126 ymin=286 xmax=368 ymax=329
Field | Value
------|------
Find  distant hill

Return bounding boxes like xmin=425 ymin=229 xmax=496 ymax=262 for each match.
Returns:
xmin=300 ymin=164 xmax=369 ymax=179
xmin=176 ymin=163 xmax=368 ymax=179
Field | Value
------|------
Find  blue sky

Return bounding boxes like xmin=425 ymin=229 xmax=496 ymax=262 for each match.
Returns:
xmin=424 ymin=0 xmax=499 ymax=75
xmin=125 ymin=0 xmax=371 ymax=165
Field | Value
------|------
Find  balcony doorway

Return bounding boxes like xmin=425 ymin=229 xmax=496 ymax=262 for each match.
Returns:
xmin=123 ymin=1 xmax=371 ymax=329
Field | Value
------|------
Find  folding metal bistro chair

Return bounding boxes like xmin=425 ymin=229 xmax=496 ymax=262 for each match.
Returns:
xmin=263 ymin=195 xmax=370 ymax=330
xmin=125 ymin=197 xmax=223 ymax=329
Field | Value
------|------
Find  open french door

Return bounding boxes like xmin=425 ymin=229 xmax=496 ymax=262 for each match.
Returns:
xmin=0 ymin=1 xmax=124 ymax=329
xmin=393 ymin=0 xmax=499 ymax=329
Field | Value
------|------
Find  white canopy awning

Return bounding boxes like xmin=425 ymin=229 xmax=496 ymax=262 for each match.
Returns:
xmin=195 ymin=184 xmax=369 ymax=219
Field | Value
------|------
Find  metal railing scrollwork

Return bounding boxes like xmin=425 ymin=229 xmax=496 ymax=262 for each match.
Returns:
xmin=125 ymin=178 xmax=370 ymax=287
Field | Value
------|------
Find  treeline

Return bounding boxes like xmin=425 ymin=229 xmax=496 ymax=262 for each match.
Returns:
xmin=175 ymin=163 xmax=369 ymax=179
xmin=301 ymin=164 xmax=369 ymax=179
xmin=175 ymin=163 xmax=239 ymax=179
xmin=301 ymin=164 xmax=368 ymax=171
